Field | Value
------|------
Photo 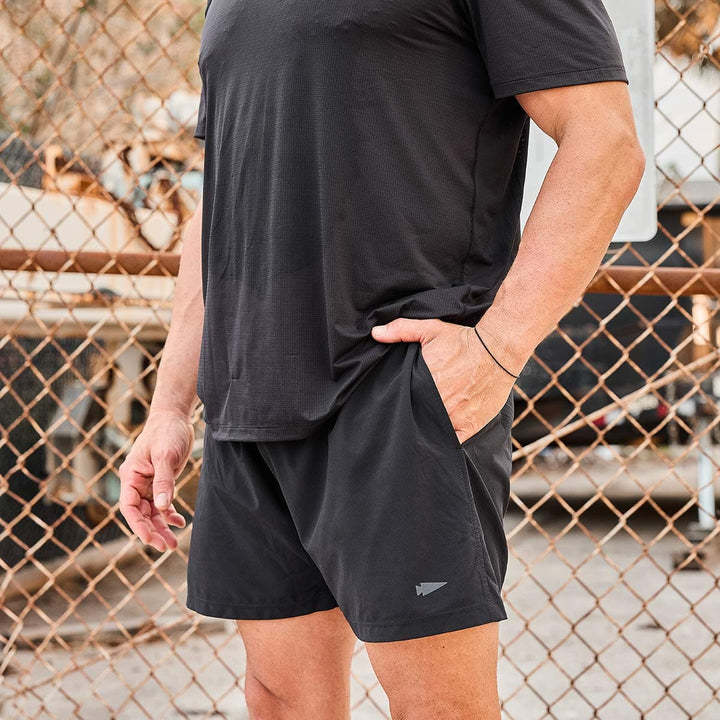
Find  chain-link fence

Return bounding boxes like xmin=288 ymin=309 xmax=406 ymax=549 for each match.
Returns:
xmin=1 ymin=1 xmax=719 ymax=718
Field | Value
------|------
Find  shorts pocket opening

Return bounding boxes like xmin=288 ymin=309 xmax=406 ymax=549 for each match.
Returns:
xmin=417 ymin=342 xmax=512 ymax=451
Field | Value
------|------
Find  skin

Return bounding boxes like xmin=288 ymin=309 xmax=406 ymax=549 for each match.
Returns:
xmin=118 ymin=205 xmax=203 ymax=550
xmin=119 ymin=79 xmax=644 ymax=718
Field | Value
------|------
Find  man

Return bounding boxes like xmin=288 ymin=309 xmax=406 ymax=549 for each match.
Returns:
xmin=119 ymin=0 xmax=644 ymax=717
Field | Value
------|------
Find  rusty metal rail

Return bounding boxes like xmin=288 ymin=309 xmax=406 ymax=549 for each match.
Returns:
xmin=0 ymin=248 xmax=180 ymax=277
xmin=3 ymin=248 xmax=720 ymax=297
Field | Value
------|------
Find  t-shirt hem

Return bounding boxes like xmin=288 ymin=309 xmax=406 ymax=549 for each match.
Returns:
xmin=205 ymin=417 xmax=328 ymax=441
xmin=491 ymin=65 xmax=629 ymax=99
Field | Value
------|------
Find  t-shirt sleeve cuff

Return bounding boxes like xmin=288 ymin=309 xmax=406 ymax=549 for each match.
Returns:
xmin=194 ymin=123 xmax=206 ymax=140
xmin=491 ymin=65 xmax=629 ymax=99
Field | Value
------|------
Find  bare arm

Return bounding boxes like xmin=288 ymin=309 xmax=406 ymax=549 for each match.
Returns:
xmin=475 ymin=80 xmax=646 ymax=374
xmin=149 ymin=199 xmax=204 ymax=421
xmin=118 ymin=198 xmax=205 ymax=550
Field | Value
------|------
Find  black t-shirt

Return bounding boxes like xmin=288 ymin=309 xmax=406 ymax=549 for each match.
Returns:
xmin=193 ymin=0 xmax=627 ymax=441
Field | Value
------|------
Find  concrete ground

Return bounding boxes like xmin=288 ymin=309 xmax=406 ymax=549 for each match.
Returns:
xmin=2 ymin=444 xmax=719 ymax=719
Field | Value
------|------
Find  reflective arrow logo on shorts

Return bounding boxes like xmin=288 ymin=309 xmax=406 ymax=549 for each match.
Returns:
xmin=415 ymin=582 xmax=448 ymax=596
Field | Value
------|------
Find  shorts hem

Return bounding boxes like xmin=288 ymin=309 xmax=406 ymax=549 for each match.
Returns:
xmin=185 ymin=592 xmax=339 ymax=621
xmin=347 ymin=599 xmax=509 ymax=643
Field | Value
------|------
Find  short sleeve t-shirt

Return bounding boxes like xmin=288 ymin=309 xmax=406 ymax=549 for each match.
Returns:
xmin=193 ymin=0 xmax=628 ymax=441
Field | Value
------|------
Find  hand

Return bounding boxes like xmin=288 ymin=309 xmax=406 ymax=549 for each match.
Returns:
xmin=118 ymin=409 xmax=194 ymax=552
xmin=371 ymin=318 xmax=517 ymax=444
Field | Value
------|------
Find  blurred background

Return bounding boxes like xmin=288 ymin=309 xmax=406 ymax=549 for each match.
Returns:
xmin=1 ymin=1 xmax=719 ymax=718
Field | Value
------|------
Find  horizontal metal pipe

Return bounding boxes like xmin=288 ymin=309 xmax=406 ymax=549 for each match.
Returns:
xmin=0 ymin=248 xmax=179 ymax=276
xmin=586 ymin=265 xmax=720 ymax=296
xmin=1 ymin=249 xmax=720 ymax=296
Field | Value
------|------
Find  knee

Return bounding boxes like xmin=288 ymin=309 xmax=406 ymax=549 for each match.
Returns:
xmin=387 ymin=694 xmax=424 ymax=720
xmin=244 ymin=672 xmax=290 ymax=720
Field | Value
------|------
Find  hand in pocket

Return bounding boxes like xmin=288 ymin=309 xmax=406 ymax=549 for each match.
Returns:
xmin=371 ymin=317 xmax=517 ymax=445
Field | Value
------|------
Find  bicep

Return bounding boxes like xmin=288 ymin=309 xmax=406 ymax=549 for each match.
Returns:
xmin=515 ymin=80 xmax=636 ymax=146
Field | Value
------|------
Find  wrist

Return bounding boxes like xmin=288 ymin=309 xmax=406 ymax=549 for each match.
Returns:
xmin=147 ymin=403 xmax=195 ymax=424
xmin=473 ymin=316 xmax=530 ymax=378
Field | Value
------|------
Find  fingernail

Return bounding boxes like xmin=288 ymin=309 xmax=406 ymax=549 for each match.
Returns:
xmin=157 ymin=493 xmax=168 ymax=508
xmin=372 ymin=325 xmax=386 ymax=336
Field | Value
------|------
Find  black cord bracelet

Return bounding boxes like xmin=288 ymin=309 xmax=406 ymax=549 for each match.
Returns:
xmin=472 ymin=326 xmax=519 ymax=379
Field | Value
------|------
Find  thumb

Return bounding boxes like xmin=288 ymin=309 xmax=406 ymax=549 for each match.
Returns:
xmin=151 ymin=452 xmax=176 ymax=511
xmin=371 ymin=318 xmax=439 ymax=344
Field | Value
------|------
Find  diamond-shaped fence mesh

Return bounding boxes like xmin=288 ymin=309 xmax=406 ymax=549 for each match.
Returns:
xmin=1 ymin=1 xmax=719 ymax=718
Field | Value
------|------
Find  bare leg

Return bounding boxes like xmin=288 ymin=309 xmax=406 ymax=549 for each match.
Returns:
xmin=236 ymin=607 xmax=357 ymax=720
xmin=364 ymin=621 xmax=501 ymax=720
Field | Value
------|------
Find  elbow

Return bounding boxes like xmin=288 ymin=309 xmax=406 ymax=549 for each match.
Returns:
xmin=563 ymin=111 xmax=647 ymax=198
xmin=625 ymin=134 xmax=646 ymax=190
xmin=610 ymin=125 xmax=646 ymax=195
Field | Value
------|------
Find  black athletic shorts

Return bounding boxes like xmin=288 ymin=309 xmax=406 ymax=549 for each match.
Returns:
xmin=186 ymin=340 xmax=514 ymax=643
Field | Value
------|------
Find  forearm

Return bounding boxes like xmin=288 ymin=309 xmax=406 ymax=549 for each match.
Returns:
xmin=149 ymin=200 xmax=205 ymax=421
xmin=476 ymin=124 xmax=645 ymax=375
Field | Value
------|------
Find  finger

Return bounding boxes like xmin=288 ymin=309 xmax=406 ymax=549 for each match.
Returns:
xmin=148 ymin=534 xmax=169 ymax=553
xmin=163 ymin=502 xmax=187 ymax=528
xmin=149 ymin=507 xmax=178 ymax=550
xmin=119 ymin=474 xmax=162 ymax=547
xmin=132 ymin=514 xmax=167 ymax=552
xmin=118 ymin=462 xmax=168 ymax=551
xmin=157 ymin=526 xmax=178 ymax=550
xmin=371 ymin=318 xmax=441 ymax=344
xmin=119 ymin=503 xmax=157 ymax=545
xmin=151 ymin=451 xmax=176 ymax=511
xmin=138 ymin=498 xmax=169 ymax=551
xmin=147 ymin=532 xmax=169 ymax=553
xmin=153 ymin=503 xmax=187 ymax=527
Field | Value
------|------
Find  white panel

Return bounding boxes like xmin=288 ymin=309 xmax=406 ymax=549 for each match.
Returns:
xmin=520 ymin=0 xmax=657 ymax=242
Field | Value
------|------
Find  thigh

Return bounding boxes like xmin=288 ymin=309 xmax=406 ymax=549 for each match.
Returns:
xmin=365 ymin=622 xmax=501 ymax=720
xmin=237 ymin=607 xmax=357 ymax=719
